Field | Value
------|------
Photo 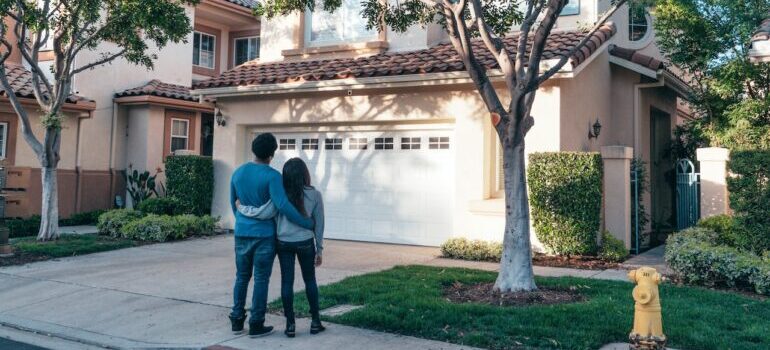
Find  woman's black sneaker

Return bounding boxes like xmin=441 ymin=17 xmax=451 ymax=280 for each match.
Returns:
xmin=229 ymin=316 xmax=246 ymax=335
xmin=284 ymin=319 xmax=296 ymax=338
xmin=310 ymin=318 xmax=326 ymax=334
xmin=248 ymin=322 xmax=274 ymax=338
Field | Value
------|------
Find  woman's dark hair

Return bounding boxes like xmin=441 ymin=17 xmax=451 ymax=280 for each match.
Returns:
xmin=282 ymin=158 xmax=311 ymax=216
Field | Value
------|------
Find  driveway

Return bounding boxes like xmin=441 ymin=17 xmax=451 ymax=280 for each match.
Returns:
xmin=0 ymin=235 xmax=477 ymax=349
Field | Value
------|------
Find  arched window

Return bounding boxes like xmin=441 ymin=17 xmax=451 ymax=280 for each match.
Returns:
xmin=628 ymin=6 xmax=650 ymax=42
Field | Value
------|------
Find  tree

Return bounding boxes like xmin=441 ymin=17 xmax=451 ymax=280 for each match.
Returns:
xmin=257 ymin=0 xmax=634 ymax=291
xmin=0 ymin=0 xmax=197 ymax=241
xmin=654 ymin=0 xmax=770 ymax=152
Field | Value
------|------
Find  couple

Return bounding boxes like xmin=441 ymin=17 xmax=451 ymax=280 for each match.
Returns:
xmin=228 ymin=132 xmax=326 ymax=338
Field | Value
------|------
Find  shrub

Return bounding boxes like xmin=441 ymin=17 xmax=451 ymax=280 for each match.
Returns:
xmin=174 ymin=214 xmax=218 ymax=236
xmin=598 ymin=231 xmax=629 ymax=262
xmin=165 ymin=155 xmax=213 ymax=216
xmin=727 ymin=150 xmax=770 ymax=253
xmin=137 ymin=197 xmax=181 ymax=216
xmin=528 ymin=152 xmax=602 ymax=256
xmin=97 ymin=209 xmax=144 ymax=238
xmin=122 ymin=215 xmax=184 ymax=242
xmin=6 ymin=216 xmax=41 ymax=238
xmin=60 ymin=210 xmax=108 ymax=226
xmin=696 ymin=215 xmax=742 ymax=247
xmin=665 ymin=227 xmax=770 ymax=294
xmin=440 ymin=238 xmax=502 ymax=262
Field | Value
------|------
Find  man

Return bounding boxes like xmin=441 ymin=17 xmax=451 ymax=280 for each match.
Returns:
xmin=229 ymin=133 xmax=314 ymax=337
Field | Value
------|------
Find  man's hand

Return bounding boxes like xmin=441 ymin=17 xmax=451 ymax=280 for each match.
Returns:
xmin=315 ymin=255 xmax=323 ymax=267
xmin=235 ymin=199 xmax=241 ymax=207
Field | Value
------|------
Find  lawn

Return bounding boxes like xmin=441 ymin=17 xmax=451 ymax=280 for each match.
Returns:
xmin=11 ymin=234 xmax=136 ymax=258
xmin=271 ymin=265 xmax=770 ymax=350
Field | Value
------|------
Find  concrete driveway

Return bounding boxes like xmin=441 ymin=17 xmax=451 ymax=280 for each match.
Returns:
xmin=0 ymin=235 xmax=478 ymax=349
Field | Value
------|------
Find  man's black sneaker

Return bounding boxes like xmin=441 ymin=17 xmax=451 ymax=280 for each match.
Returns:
xmin=249 ymin=323 xmax=274 ymax=338
xmin=230 ymin=316 xmax=246 ymax=335
xmin=310 ymin=319 xmax=326 ymax=335
xmin=284 ymin=320 xmax=296 ymax=338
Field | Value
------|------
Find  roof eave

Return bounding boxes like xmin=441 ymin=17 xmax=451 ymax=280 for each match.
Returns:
xmin=609 ymin=55 xmax=694 ymax=100
xmin=114 ymin=94 xmax=214 ymax=112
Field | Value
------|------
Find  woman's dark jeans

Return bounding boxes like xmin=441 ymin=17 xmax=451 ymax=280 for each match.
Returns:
xmin=277 ymin=238 xmax=320 ymax=320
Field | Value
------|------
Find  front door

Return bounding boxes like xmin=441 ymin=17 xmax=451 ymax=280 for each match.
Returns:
xmin=200 ymin=113 xmax=214 ymax=157
xmin=650 ymin=108 xmax=675 ymax=243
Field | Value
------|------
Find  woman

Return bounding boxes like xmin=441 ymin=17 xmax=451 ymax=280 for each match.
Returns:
xmin=236 ymin=157 xmax=325 ymax=338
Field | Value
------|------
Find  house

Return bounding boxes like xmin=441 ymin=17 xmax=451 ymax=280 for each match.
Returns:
xmin=192 ymin=0 xmax=690 ymax=249
xmin=1 ymin=0 xmax=261 ymax=216
xmin=751 ymin=18 xmax=770 ymax=63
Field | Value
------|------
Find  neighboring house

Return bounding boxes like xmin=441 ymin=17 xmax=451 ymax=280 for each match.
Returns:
xmin=192 ymin=0 xmax=690 ymax=249
xmin=751 ymin=18 xmax=770 ymax=63
xmin=1 ymin=0 xmax=261 ymax=216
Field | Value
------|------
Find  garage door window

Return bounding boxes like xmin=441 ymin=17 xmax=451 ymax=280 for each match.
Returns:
xmin=302 ymin=138 xmax=319 ymax=150
xmin=279 ymin=139 xmax=296 ymax=150
xmin=429 ymin=137 xmax=450 ymax=149
xmin=325 ymin=138 xmax=342 ymax=150
xmin=349 ymin=138 xmax=368 ymax=150
xmin=374 ymin=137 xmax=394 ymax=150
xmin=401 ymin=137 xmax=421 ymax=150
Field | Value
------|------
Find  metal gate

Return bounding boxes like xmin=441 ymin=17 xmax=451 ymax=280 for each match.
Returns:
xmin=676 ymin=159 xmax=700 ymax=230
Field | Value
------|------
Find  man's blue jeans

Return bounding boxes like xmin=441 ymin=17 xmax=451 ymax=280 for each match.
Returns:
xmin=230 ymin=236 xmax=275 ymax=323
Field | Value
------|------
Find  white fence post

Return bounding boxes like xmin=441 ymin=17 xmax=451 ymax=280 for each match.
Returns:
xmin=696 ymin=147 xmax=731 ymax=218
xmin=601 ymin=146 xmax=633 ymax=250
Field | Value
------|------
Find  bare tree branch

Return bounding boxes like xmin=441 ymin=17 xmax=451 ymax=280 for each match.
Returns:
xmin=522 ymin=0 xmax=565 ymax=89
xmin=515 ymin=0 xmax=544 ymax=82
xmin=0 ymin=65 xmax=45 ymax=157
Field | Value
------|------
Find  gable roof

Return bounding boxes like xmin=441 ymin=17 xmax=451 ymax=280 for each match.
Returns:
xmin=608 ymin=45 xmax=692 ymax=99
xmin=193 ymin=23 xmax=617 ymax=90
xmin=115 ymin=80 xmax=199 ymax=102
xmin=0 ymin=64 xmax=93 ymax=105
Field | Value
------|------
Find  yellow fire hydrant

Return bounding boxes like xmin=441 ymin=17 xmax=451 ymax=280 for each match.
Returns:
xmin=628 ymin=267 xmax=666 ymax=350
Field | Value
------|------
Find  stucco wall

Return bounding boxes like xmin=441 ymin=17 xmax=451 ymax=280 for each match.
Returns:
xmin=13 ymin=111 xmax=81 ymax=170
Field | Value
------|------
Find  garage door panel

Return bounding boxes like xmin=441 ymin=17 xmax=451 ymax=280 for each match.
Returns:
xmin=250 ymin=128 xmax=455 ymax=246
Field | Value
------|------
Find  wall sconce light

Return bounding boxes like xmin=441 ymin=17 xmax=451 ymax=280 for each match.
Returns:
xmin=214 ymin=103 xmax=226 ymax=127
xmin=588 ymin=118 xmax=602 ymax=139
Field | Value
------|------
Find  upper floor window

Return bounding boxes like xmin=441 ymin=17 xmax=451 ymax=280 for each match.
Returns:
xmin=629 ymin=6 xmax=650 ymax=42
xmin=305 ymin=0 xmax=377 ymax=46
xmin=234 ymin=36 xmax=259 ymax=66
xmin=193 ymin=32 xmax=216 ymax=69
xmin=0 ymin=122 xmax=7 ymax=159
xmin=560 ymin=0 xmax=579 ymax=16
xmin=170 ymin=119 xmax=190 ymax=152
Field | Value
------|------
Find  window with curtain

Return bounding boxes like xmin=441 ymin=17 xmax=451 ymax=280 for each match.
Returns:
xmin=305 ymin=0 xmax=377 ymax=46
xmin=193 ymin=32 xmax=216 ymax=69
xmin=170 ymin=119 xmax=189 ymax=152
xmin=234 ymin=37 xmax=259 ymax=66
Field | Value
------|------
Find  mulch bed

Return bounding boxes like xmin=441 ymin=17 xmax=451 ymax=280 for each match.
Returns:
xmin=443 ymin=282 xmax=587 ymax=307
xmin=0 ymin=251 xmax=50 ymax=267
xmin=532 ymin=254 xmax=620 ymax=270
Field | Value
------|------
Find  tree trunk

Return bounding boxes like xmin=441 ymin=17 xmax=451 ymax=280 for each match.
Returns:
xmin=493 ymin=140 xmax=537 ymax=292
xmin=37 ymin=166 xmax=59 ymax=241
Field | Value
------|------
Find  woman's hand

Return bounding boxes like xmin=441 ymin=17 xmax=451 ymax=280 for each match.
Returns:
xmin=235 ymin=199 xmax=241 ymax=207
xmin=315 ymin=255 xmax=323 ymax=267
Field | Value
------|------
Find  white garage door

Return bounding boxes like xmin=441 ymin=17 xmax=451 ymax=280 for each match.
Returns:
xmin=247 ymin=128 xmax=455 ymax=246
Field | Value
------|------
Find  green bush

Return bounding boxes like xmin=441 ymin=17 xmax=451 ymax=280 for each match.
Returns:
xmin=120 ymin=214 xmax=218 ymax=242
xmin=598 ymin=231 xmax=629 ymax=262
xmin=696 ymin=215 xmax=743 ymax=247
xmin=528 ymin=152 xmax=603 ymax=256
xmin=60 ymin=210 xmax=108 ymax=226
xmin=165 ymin=155 xmax=213 ymax=216
xmin=665 ymin=227 xmax=770 ymax=294
xmin=727 ymin=150 xmax=770 ymax=253
xmin=136 ymin=197 xmax=181 ymax=216
xmin=97 ymin=209 xmax=144 ymax=238
xmin=6 ymin=216 xmax=41 ymax=238
xmin=440 ymin=238 xmax=502 ymax=262
xmin=174 ymin=214 xmax=218 ymax=236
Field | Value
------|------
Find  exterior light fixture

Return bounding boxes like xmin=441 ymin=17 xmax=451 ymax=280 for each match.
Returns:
xmin=214 ymin=103 xmax=226 ymax=127
xmin=589 ymin=118 xmax=602 ymax=139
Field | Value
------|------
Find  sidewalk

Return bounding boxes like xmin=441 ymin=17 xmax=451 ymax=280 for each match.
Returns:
xmin=0 ymin=235 xmax=650 ymax=349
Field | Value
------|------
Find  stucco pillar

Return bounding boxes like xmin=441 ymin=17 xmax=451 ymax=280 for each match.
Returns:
xmin=697 ymin=147 xmax=731 ymax=218
xmin=601 ymin=146 xmax=633 ymax=250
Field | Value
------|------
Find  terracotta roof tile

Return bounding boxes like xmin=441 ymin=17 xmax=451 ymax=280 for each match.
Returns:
xmin=115 ymin=80 xmax=200 ymax=102
xmin=193 ymin=23 xmax=617 ymax=89
xmin=608 ymin=45 xmax=665 ymax=71
xmin=0 ymin=64 xmax=91 ymax=103
xmin=223 ymin=0 xmax=257 ymax=9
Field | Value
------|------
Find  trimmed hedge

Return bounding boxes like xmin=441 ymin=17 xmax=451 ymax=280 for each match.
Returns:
xmin=137 ymin=197 xmax=181 ymax=216
xmin=60 ymin=210 xmax=107 ymax=226
xmin=727 ymin=150 xmax=770 ymax=254
xmin=440 ymin=238 xmax=502 ymax=262
xmin=97 ymin=209 xmax=144 ymax=238
xmin=122 ymin=214 xmax=217 ymax=242
xmin=665 ymin=227 xmax=770 ymax=294
xmin=528 ymin=152 xmax=603 ymax=255
xmin=165 ymin=155 xmax=213 ymax=216
xmin=7 ymin=210 xmax=107 ymax=238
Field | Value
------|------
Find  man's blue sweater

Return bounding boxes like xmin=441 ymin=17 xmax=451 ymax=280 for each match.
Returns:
xmin=230 ymin=162 xmax=313 ymax=237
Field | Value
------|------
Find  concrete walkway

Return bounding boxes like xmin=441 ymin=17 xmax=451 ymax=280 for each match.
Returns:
xmin=622 ymin=245 xmax=671 ymax=275
xmin=0 ymin=235 xmax=634 ymax=349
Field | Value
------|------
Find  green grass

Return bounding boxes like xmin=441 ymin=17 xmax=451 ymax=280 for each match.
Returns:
xmin=270 ymin=265 xmax=770 ymax=350
xmin=12 ymin=234 xmax=137 ymax=258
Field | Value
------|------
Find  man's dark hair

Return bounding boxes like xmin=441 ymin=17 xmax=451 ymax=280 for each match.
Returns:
xmin=252 ymin=133 xmax=278 ymax=160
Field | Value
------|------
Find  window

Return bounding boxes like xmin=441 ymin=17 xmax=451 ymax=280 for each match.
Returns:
xmin=0 ymin=122 xmax=7 ymax=159
xmin=234 ymin=36 xmax=260 ymax=66
xmin=305 ymin=0 xmax=377 ymax=46
xmin=401 ymin=137 xmax=421 ymax=150
xmin=628 ymin=6 xmax=650 ymax=42
xmin=279 ymin=139 xmax=296 ymax=150
xmin=560 ymin=0 xmax=580 ymax=16
xmin=193 ymin=32 xmax=216 ymax=69
xmin=325 ymin=138 xmax=342 ymax=150
xmin=170 ymin=119 xmax=190 ymax=152
xmin=302 ymin=138 xmax=319 ymax=150
xmin=429 ymin=137 xmax=450 ymax=149
xmin=374 ymin=137 xmax=394 ymax=150
xmin=349 ymin=138 xmax=368 ymax=150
